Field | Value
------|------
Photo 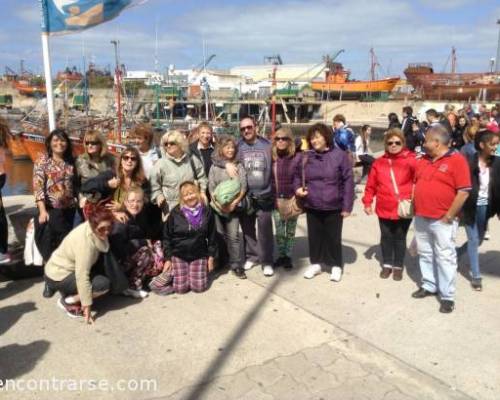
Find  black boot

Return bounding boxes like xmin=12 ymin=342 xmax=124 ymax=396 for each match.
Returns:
xmin=43 ymin=282 xmax=55 ymax=298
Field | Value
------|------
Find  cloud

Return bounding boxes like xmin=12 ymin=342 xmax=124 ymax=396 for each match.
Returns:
xmin=418 ymin=0 xmax=489 ymax=10
xmin=14 ymin=5 xmax=41 ymax=23
xmin=0 ymin=0 xmax=499 ymax=77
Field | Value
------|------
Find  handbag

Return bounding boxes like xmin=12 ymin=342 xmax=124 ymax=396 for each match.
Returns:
xmin=388 ymin=159 xmax=414 ymax=219
xmin=273 ymin=155 xmax=307 ymax=220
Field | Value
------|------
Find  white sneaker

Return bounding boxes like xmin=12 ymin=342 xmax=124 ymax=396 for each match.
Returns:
xmin=122 ymin=288 xmax=149 ymax=299
xmin=244 ymin=260 xmax=259 ymax=271
xmin=262 ymin=265 xmax=274 ymax=277
xmin=330 ymin=266 xmax=343 ymax=282
xmin=303 ymin=264 xmax=322 ymax=279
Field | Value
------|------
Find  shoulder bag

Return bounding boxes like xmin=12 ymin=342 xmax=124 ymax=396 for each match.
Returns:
xmin=388 ymin=159 xmax=414 ymax=219
xmin=273 ymin=155 xmax=307 ymax=220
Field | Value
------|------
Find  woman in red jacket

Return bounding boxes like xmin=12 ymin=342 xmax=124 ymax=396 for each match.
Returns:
xmin=362 ymin=129 xmax=416 ymax=281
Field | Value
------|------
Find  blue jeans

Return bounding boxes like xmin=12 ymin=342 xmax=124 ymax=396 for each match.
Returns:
xmin=414 ymin=216 xmax=458 ymax=301
xmin=464 ymin=205 xmax=488 ymax=280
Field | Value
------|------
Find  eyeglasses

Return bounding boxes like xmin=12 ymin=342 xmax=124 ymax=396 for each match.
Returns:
xmin=85 ymin=140 xmax=100 ymax=146
xmin=164 ymin=141 xmax=177 ymax=147
xmin=240 ymin=125 xmax=254 ymax=132
xmin=122 ymin=155 xmax=137 ymax=162
xmin=387 ymin=141 xmax=402 ymax=146
xmin=275 ymin=136 xmax=291 ymax=142
xmin=96 ymin=224 xmax=112 ymax=235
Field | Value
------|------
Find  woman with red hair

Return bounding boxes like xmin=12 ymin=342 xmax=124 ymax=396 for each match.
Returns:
xmin=44 ymin=202 xmax=114 ymax=324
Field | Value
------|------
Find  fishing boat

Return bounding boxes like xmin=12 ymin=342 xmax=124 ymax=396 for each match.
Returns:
xmin=6 ymin=130 xmax=30 ymax=160
xmin=312 ymin=49 xmax=400 ymax=100
xmin=404 ymin=48 xmax=500 ymax=101
xmin=20 ymin=131 xmax=126 ymax=163
xmin=13 ymin=79 xmax=47 ymax=97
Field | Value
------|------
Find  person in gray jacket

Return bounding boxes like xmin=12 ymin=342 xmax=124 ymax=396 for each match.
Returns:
xmin=150 ymin=130 xmax=208 ymax=216
xmin=237 ymin=117 xmax=275 ymax=277
xmin=208 ymin=135 xmax=247 ymax=278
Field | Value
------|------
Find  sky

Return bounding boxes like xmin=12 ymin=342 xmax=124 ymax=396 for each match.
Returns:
xmin=2 ymin=0 xmax=500 ymax=80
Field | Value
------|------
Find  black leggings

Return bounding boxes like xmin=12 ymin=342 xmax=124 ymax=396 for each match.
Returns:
xmin=306 ymin=209 xmax=343 ymax=268
xmin=45 ymin=272 xmax=110 ymax=297
xmin=378 ymin=218 xmax=412 ymax=268
xmin=358 ymin=154 xmax=375 ymax=179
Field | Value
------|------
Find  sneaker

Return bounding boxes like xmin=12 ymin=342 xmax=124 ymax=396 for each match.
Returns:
xmin=233 ymin=267 xmax=247 ymax=279
xmin=439 ymin=300 xmax=455 ymax=314
xmin=122 ymin=288 xmax=149 ymax=299
xmin=471 ymin=278 xmax=483 ymax=291
xmin=244 ymin=260 xmax=259 ymax=271
xmin=304 ymin=264 xmax=322 ymax=279
xmin=57 ymin=297 xmax=83 ymax=319
xmin=330 ymin=266 xmax=343 ymax=282
xmin=0 ymin=252 xmax=11 ymax=264
xmin=262 ymin=265 xmax=274 ymax=277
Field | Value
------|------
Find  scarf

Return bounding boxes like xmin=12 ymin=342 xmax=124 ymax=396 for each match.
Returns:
xmin=181 ymin=203 xmax=204 ymax=229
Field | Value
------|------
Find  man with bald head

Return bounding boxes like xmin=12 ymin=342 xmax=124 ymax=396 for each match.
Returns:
xmin=412 ymin=125 xmax=471 ymax=313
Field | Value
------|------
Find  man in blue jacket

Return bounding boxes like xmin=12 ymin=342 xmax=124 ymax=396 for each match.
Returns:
xmin=332 ymin=114 xmax=355 ymax=156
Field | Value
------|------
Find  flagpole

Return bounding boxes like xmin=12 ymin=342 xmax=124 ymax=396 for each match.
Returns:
xmin=41 ymin=32 xmax=56 ymax=132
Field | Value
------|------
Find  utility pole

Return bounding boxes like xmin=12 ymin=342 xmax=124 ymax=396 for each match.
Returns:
xmin=111 ymin=40 xmax=122 ymax=142
xmin=496 ymin=19 xmax=500 ymax=73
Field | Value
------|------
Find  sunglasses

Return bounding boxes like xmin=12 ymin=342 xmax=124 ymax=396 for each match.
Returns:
xmin=96 ymin=225 xmax=112 ymax=234
xmin=240 ymin=125 xmax=253 ymax=132
xmin=387 ymin=141 xmax=402 ymax=146
xmin=85 ymin=140 xmax=100 ymax=146
xmin=275 ymin=136 xmax=291 ymax=142
xmin=122 ymin=155 xmax=137 ymax=162
xmin=164 ymin=141 xmax=177 ymax=147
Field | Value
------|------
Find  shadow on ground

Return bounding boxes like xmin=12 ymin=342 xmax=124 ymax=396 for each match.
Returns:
xmin=0 ymin=340 xmax=50 ymax=381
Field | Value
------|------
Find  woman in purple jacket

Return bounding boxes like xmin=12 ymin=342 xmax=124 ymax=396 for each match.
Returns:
xmin=295 ymin=123 xmax=354 ymax=282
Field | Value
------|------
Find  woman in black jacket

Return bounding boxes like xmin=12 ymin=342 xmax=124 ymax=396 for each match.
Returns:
xmin=109 ymin=187 xmax=163 ymax=298
xmin=458 ymin=130 xmax=500 ymax=291
xmin=158 ymin=181 xmax=217 ymax=295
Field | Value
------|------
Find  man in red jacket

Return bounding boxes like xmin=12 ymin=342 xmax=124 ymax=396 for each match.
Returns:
xmin=412 ymin=125 xmax=471 ymax=313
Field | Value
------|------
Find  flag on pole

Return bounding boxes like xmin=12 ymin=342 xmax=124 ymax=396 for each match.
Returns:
xmin=39 ymin=0 xmax=140 ymax=35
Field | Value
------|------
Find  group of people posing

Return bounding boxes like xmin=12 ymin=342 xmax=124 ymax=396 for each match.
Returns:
xmin=28 ymin=104 xmax=500 ymax=323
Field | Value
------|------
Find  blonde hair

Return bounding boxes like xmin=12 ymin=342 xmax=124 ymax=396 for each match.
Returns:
xmin=179 ymin=181 xmax=201 ymax=206
xmin=216 ymin=135 xmax=238 ymax=160
xmin=83 ymin=130 xmax=108 ymax=158
xmin=161 ymin=130 xmax=189 ymax=154
xmin=272 ymin=127 xmax=296 ymax=160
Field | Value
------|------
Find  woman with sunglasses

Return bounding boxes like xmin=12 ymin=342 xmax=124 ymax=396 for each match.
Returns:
xmin=150 ymin=130 xmax=207 ymax=215
xmin=44 ymin=202 xmax=114 ymax=323
xmin=33 ymin=129 xmax=78 ymax=297
xmin=272 ymin=127 xmax=302 ymax=270
xmin=76 ymin=131 xmax=115 ymax=207
xmin=81 ymin=145 xmax=150 ymax=212
xmin=362 ymin=128 xmax=416 ymax=281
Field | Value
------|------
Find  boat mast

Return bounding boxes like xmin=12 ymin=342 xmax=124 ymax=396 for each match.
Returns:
xmin=451 ymin=47 xmax=457 ymax=74
xmin=496 ymin=19 xmax=500 ymax=73
xmin=203 ymin=39 xmax=209 ymax=121
xmin=154 ymin=20 xmax=161 ymax=128
xmin=370 ymin=48 xmax=378 ymax=81
xmin=111 ymin=40 xmax=122 ymax=143
xmin=271 ymin=66 xmax=277 ymax=136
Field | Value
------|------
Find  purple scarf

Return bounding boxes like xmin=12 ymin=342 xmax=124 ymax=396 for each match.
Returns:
xmin=181 ymin=203 xmax=204 ymax=229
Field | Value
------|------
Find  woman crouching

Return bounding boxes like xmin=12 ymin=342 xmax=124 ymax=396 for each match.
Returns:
xmin=44 ymin=203 xmax=114 ymax=323
xmin=155 ymin=181 xmax=216 ymax=295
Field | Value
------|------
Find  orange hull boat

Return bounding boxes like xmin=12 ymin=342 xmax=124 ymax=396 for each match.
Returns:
xmin=21 ymin=132 xmax=126 ymax=163
xmin=13 ymin=81 xmax=46 ymax=97
xmin=7 ymin=133 xmax=30 ymax=160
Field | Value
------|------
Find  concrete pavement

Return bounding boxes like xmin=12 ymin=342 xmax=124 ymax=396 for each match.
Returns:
xmin=0 ymin=195 xmax=498 ymax=399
